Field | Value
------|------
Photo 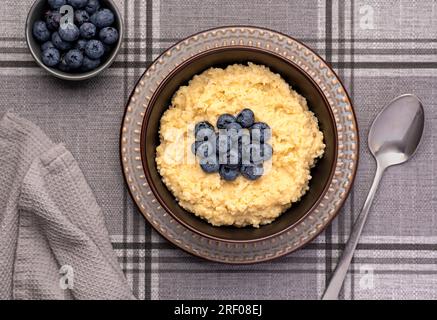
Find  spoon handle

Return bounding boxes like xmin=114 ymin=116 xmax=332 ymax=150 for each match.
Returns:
xmin=322 ymin=163 xmax=385 ymax=300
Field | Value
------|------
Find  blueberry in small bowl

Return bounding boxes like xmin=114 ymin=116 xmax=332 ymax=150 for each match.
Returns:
xmin=26 ymin=0 xmax=123 ymax=80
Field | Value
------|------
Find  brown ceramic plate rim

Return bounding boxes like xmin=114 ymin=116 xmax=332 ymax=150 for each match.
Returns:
xmin=140 ymin=45 xmax=338 ymax=243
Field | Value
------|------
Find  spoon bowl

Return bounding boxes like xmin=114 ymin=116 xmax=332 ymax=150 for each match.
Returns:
xmin=369 ymin=94 xmax=424 ymax=167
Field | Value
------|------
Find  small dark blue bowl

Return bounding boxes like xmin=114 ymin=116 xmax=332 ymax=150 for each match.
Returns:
xmin=25 ymin=0 xmax=123 ymax=81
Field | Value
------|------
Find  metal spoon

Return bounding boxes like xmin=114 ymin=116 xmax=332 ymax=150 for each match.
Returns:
xmin=322 ymin=94 xmax=425 ymax=300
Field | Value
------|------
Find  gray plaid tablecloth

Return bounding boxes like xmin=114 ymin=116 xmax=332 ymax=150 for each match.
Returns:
xmin=1 ymin=0 xmax=436 ymax=300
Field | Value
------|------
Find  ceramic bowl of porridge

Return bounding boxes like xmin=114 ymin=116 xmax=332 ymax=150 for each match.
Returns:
xmin=140 ymin=46 xmax=339 ymax=243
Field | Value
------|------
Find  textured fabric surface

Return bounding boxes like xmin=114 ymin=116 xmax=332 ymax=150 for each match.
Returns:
xmin=0 ymin=112 xmax=134 ymax=300
xmin=0 ymin=0 xmax=436 ymax=300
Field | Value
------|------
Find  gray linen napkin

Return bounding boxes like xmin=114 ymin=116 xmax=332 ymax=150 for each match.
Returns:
xmin=0 ymin=112 xmax=135 ymax=300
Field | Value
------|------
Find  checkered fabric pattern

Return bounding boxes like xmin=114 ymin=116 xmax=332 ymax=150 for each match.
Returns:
xmin=1 ymin=0 xmax=436 ymax=300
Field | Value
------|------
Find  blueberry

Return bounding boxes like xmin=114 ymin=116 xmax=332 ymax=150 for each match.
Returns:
xmin=194 ymin=121 xmax=214 ymax=137
xmin=67 ymin=0 xmax=87 ymax=9
xmin=75 ymin=39 xmax=87 ymax=51
xmin=262 ymin=143 xmax=273 ymax=161
xmin=41 ymin=41 xmax=55 ymax=51
xmin=99 ymin=27 xmax=119 ymax=45
xmin=48 ymin=0 xmax=66 ymax=10
xmin=240 ymin=164 xmax=264 ymax=180
xmin=81 ymin=56 xmax=101 ymax=71
xmin=224 ymin=122 xmax=242 ymax=131
xmin=41 ymin=48 xmax=60 ymax=67
xmin=64 ymin=49 xmax=83 ymax=69
xmin=59 ymin=24 xmax=80 ymax=42
xmin=250 ymin=122 xmax=271 ymax=143
xmin=74 ymin=9 xmax=90 ymax=25
xmin=251 ymin=122 xmax=270 ymax=131
xmin=199 ymin=157 xmax=220 ymax=173
xmin=216 ymin=113 xmax=236 ymax=129
xmin=80 ymin=22 xmax=97 ymax=39
xmin=85 ymin=39 xmax=105 ymax=59
xmin=32 ymin=21 xmax=51 ymax=42
xmin=52 ymin=32 xmax=72 ymax=51
xmin=44 ymin=11 xmax=61 ymax=31
xmin=219 ymin=165 xmax=239 ymax=181
xmin=236 ymin=108 xmax=255 ymax=128
xmin=85 ymin=0 xmax=101 ymax=14
xmin=95 ymin=8 xmax=115 ymax=28
xmin=194 ymin=141 xmax=214 ymax=158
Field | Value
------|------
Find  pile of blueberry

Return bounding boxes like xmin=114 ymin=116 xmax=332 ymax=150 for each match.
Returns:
xmin=192 ymin=109 xmax=273 ymax=181
xmin=32 ymin=0 xmax=119 ymax=72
